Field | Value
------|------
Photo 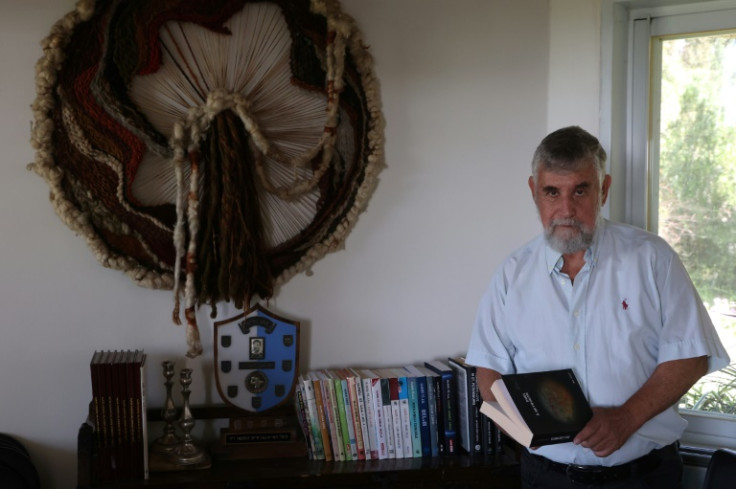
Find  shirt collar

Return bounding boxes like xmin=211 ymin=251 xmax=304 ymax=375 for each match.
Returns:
xmin=544 ymin=218 xmax=607 ymax=275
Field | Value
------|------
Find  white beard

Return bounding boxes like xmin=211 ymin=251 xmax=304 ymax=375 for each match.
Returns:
xmin=544 ymin=214 xmax=600 ymax=254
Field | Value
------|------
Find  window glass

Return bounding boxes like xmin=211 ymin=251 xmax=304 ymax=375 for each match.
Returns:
xmin=651 ymin=32 xmax=736 ymax=417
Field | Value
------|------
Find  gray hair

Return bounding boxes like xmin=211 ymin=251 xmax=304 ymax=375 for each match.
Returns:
xmin=531 ymin=126 xmax=607 ymax=184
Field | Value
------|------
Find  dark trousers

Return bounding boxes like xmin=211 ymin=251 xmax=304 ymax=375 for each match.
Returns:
xmin=520 ymin=444 xmax=684 ymax=489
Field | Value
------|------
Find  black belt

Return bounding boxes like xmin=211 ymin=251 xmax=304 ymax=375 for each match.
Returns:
xmin=534 ymin=443 xmax=678 ymax=485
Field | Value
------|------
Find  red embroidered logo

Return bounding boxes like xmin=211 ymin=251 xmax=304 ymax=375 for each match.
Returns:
xmin=622 ymin=299 xmax=629 ymax=310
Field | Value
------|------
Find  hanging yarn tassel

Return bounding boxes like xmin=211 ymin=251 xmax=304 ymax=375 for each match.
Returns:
xmin=198 ymin=109 xmax=274 ymax=310
xmin=171 ymin=121 xmax=187 ymax=326
xmin=184 ymin=149 xmax=203 ymax=358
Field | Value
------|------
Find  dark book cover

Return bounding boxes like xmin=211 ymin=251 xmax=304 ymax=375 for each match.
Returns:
xmin=424 ymin=360 xmax=458 ymax=454
xmin=447 ymin=356 xmax=482 ymax=454
xmin=499 ymin=369 xmax=592 ymax=446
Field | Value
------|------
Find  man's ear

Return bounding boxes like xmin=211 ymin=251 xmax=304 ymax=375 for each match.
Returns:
xmin=601 ymin=174 xmax=612 ymax=206
xmin=528 ymin=175 xmax=536 ymax=199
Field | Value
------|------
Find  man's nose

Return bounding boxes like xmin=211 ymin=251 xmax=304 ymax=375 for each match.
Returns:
xmin=559 ymin=195 xmax=576 ymax=217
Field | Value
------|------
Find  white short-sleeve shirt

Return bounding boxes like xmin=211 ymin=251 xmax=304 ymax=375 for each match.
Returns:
xmin=466 ymin=219 xmax=730 ymax=466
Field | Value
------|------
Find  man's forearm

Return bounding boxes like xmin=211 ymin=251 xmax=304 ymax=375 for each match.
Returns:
xmin=574 ymin=355 xmax=709 ymax=457
xmin=622 ymin=355 xmax=709 ymax=430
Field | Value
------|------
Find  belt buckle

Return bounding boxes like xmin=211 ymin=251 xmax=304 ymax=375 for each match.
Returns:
xmin=565 ymin=464 xmax=606 ymax=485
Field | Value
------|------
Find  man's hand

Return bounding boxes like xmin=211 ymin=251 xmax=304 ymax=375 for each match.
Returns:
xmin=573 ymin=406 xmax=638 ymax=457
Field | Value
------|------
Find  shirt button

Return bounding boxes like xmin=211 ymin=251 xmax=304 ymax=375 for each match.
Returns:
xmin=574 ymin=343 xmax=581 ymax=351
xmin=573 ymin=310 xmax=580 ymax=317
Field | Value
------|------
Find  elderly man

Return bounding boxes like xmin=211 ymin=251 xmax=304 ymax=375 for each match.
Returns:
xmin=466 ymin=126 xmax=730 ymax=488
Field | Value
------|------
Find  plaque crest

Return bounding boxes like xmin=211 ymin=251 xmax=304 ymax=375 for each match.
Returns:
xmin=214 ymin=304 xmax=299 ymax=413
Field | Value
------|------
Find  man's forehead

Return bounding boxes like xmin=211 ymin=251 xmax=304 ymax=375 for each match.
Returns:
xmin=537 ymin=163 xmax=598 ymax=186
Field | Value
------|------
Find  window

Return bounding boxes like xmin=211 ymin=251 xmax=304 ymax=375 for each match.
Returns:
xmin=601 ymin=0 xmax=736 ymax=450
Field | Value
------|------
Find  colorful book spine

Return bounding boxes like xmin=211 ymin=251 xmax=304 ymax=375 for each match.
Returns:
xmin=307 ymin=371 xmax=333 ymax=461
xmin=386 ymin=372 xmax=404 ymax=458
xmin=347 ymin=368 xmax=373 ymax=460
xmin=294 ymin=381 xmax=314 ymax=459
xmin=357 ymin=370 xmax=379 ymax=460
xmin=378 ymin=373 xmax=397 ymax=458
xmin=329 ymin=371 xmax=356 ymax=460
xmin=417 ymin=366 xmax=440 ymax=457
xmin=298 ymin=373 xmax=325 ymax=459
xmin=367 ymin=371 xmax=389 ymax=459
xmin=317 ymin=370 xmax=345 ymax=461
xmin=394 ymin=369 xmax=414 ymax=458
xmin=403 ymin=365 xmax=431 ymax=457
xmin=337 ymin=369 xmax=365 ymax=460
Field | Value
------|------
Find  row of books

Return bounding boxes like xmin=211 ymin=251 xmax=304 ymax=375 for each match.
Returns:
xmin=89 ymin=350 xmax=148 ymax=482
xmin=293 ymin=357 xmax=500 ymax=461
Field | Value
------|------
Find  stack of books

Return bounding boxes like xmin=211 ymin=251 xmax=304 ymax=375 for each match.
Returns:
xmin=293 ymin=357 xmax=500 ymax=461
xmin=89 ymin=350 xmax=148 ymax=481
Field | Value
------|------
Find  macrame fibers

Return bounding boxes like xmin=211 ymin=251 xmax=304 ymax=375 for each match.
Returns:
xmin=29 ymin=0 xmax=385 ymax=357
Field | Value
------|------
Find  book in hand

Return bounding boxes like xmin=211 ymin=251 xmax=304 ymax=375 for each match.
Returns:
xmin=480 ymin=369 xmax=592 ymax=448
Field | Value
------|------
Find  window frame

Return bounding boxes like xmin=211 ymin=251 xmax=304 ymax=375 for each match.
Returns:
xmin=600 ymin=0 xmax=736 ymax=450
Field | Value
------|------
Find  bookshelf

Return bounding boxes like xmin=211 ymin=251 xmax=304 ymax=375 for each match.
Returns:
xmin=77 ymin=405 xmax=521 ymax=489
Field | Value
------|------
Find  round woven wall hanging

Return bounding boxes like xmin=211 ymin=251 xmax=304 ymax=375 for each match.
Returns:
xmin=29 ymin=0 xmax=385 ymax=357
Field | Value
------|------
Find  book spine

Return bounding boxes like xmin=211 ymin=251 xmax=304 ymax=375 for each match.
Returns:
xmin=445 ymin=370 xmax=458 ymax=454
xmin=309 ymin=372 xmax=333 ymax=461
xmin=107 ymin=351 xmax=118 ymax=479
xmin=320 ymin=371 xmax=345 ymax=461
xmin=334 ymin=377 xmax=356 ymax=460
xmin=356 ymin=373 xmax=377 ymax=460
xmin=424 ymin=363 xmax=450 ymax=454
xmin=360 ymin=375 xmax=379 ymax=460
xmin=126 ymin=352 xmax=138 ymax=480
xmin=387 ymin=376 xmax=404 ymax=458
xmin=89 ymin=351 xmax=102 ymax=461
xmin=405 ymin=375 xmax=422 ymax=457
xmin=119 ymin=351 xmax=131 ymax=479
xmin=350 ymin=372 xmax=372 ymax=460
xmin=406 ymin=370 xmax=431 ymax=457
xmin=467 ymin=364 xmax=482 ymax=454
xmin=396 ymin=375 xmax=414 ymax=458
xmin=481 ymin=414 xmax=496 ymax=456
xmin=448 ymin=359 xmax=470 ymax=454
xmin=93 ymin=351 xmax=110 ymax=481
xmin=379 ymin=377 xmax=396 ymax=459
xmin=329 ymin=376 xmax=347 ymax=461
xmin=370 ymin=377 xmax=389 ymax=459
xmin=294 ymin=382 xmax=314 ymax=459
xmin=424 ymin=372 xmax=439 ymax=457
xmin=345 ymin=375 xmax=366 ymax=460
xmin=300 ymin=374 xmax=325 ymax=460
xmin=116 ymin=351 xmax=130 ymax=479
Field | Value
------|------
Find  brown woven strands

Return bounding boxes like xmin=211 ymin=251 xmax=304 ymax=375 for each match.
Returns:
xmin=29 ymin=0 xmax=385 ymax=357
xmin=197 ymin=110 xmax=274 ymax=310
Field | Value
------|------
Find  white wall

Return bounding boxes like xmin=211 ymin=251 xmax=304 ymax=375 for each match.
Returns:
xmin=548 ymin=0 xmax=602 ymax=132
xmin=0 ymin=1 xmax=600 ymax=487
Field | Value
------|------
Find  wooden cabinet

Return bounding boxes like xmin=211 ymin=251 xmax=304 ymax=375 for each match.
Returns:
xmin=82 ymin=453 xmax=520 ymax=489
xmin=78 ymin=406 xmax=520 ymax=489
